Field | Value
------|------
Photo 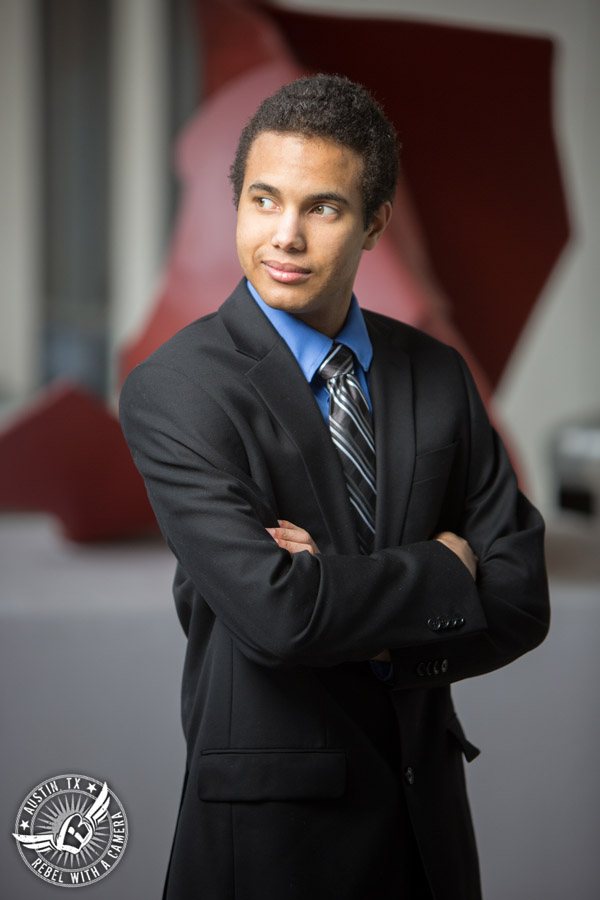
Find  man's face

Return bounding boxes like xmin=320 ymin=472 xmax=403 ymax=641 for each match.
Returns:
xmin=236 ymin=131 xmax=390 ymax=337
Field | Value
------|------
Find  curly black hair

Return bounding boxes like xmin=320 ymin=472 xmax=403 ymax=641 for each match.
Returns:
xmin=229 ymin=74 xmax=400 ymax=228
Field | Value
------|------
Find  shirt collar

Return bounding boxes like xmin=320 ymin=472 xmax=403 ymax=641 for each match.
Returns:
xmin=246 ymin=279 xmax=373 ymax=382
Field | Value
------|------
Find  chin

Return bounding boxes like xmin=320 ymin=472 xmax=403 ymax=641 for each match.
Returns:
xmin=261 ymin=289 xmax=315 ymax=315
xmin=267 ymin=299 xmax=312 ymax=316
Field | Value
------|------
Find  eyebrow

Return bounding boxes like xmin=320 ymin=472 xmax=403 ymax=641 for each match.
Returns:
xmin=246 ymin=182 xmax=350 ymax=207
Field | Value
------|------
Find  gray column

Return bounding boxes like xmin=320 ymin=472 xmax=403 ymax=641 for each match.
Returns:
xmin=0 ymin=0 xmax=40 ymax=403
xmin=108 ymin=0 xmax=170 ymax=399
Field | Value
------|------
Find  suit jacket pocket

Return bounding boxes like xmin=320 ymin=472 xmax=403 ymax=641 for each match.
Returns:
xmin=403 ymin=442 xmax=459 ymax=541
xmin=196 ymin=748 xmax=347 ymax=801
xmin=413 ymin=441 xmax=458 ymax=484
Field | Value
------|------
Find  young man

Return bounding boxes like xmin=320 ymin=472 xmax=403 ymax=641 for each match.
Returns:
xmin=120 ymin=75 xmax=549 ymax=900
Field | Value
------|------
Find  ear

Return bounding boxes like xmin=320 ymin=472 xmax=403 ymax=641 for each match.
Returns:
xmin=362 ymin=201 xmax=393 ymax=251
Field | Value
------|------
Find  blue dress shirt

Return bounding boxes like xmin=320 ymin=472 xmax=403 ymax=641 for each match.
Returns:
xmin=246 ymin=280 xmax=373 ymax=422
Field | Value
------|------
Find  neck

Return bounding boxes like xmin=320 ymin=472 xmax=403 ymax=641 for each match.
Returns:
xmin=294 ymin=300 xmax=352 ymax=338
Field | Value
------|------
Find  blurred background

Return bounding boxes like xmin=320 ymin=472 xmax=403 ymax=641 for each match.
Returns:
xmin=1 ymin=1 xmax=598 ymax=898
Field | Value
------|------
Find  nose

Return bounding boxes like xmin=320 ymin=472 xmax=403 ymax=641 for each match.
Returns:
xmin=271 ymin=208 xmax=306 ymax=252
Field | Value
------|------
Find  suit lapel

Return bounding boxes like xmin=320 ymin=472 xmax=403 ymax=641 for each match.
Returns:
xmin=220 ymin=282 xmax=360 ymax=554
xmin=366 ymin=313 xmax=416 ymax=550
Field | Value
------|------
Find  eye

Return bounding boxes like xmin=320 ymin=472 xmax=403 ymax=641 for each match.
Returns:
xmin=256 ymin=197 xmax=277 ymax=210
xmin=312 ymin=204 xmax=337 ymax=217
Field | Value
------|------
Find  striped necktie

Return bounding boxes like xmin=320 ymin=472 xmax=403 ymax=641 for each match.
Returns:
xmin=318 ymin=343 xmax=376 ymax=554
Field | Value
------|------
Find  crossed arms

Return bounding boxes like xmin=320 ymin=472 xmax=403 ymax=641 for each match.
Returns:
xmin=119 ymin=350 xmax=549 ymax=689
xmin=268 ymin=520 xmax=478 ymax=662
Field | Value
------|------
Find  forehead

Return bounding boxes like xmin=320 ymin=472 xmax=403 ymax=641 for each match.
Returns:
xmin=243 ymin=131 xmax=364 ymax=196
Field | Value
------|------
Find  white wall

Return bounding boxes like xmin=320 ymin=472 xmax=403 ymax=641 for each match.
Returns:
xmin=277 ymin=0 xmax=600 ymax=516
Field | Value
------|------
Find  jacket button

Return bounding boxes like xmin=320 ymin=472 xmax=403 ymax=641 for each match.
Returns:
xmin=416 ymin=662 xmax=426 ymax=677
xmin=441 ymin=658 xmax=449 ymax=673
xmin=427 ymin=617 xmax=441 ymax=631
xmin=433 ymin=659 xmax=441 ymax=675
xmin=404 ymin=766 xmax=415 ymax=785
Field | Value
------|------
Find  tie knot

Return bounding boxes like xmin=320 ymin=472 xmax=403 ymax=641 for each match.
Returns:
xmin=318 ymin=344 xmax=354 ymax=382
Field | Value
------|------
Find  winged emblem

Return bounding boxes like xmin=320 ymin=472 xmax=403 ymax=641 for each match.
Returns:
xmin=13 ymin=782 xmax=110 ymax=856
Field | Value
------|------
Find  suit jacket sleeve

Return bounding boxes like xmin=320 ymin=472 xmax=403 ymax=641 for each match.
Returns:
xmin=389 ymin=350 xmax=550 ymax=689
xmin=119 ymin=350 xmax=548 ymax=679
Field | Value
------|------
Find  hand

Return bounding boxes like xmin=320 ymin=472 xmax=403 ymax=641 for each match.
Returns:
xmin=434 ymin=531 xmax=478 ymax=581
xmin=266 ymin=520 xmax=320 ymax=556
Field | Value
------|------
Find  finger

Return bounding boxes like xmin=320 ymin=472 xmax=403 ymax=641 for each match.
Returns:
xmin=276 ymin=520 xmax=310 ymax=539
xmin=266 ymin=522 xmax=319 ymax=554
xmin=275 ymin=539 xmax=316 ymax=556
xmin=274 ymin=524 xmax=311 ymax=543
xmin=266 ymin=527 xmax=313 ymax=548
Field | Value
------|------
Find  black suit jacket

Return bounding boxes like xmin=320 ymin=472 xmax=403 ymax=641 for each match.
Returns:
xmin=120 ymin=280 xmax=549 ymax=900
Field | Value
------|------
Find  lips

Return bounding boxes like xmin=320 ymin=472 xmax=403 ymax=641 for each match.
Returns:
xmin=262 ymin=260 xmax=311 ymax=284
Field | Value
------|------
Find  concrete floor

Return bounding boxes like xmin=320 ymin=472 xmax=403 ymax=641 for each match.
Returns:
xmin=1 ymin=512 xmax=598 ymax=899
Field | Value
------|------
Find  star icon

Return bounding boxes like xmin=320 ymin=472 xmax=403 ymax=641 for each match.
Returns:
xmin=19 ymin=820 xmax=30 ymax=831
xmin=86 ymin=783 xmax=98 ymax=794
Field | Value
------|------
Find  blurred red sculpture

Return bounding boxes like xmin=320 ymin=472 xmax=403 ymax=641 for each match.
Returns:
xmin=0 ymin=382 xmax=156 ymax=541
xmin=0 ymin=0 xmax=570 ymax=541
